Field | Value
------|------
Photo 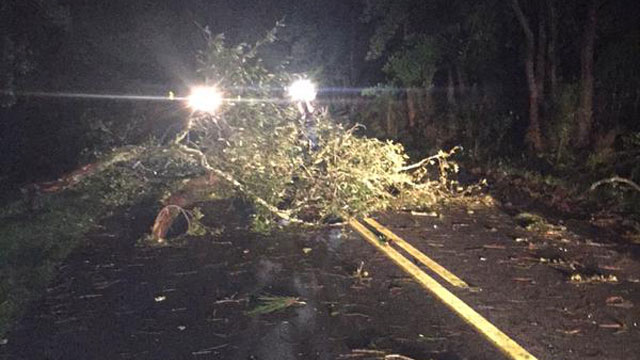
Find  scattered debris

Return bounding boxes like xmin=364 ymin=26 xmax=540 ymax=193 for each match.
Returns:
xmin=339 ymin=349 xmax=386 ymax=358
xmin=598 ymin=265 xmax=622 ymax=271
xmin=352 ymin=261 xmax=372 ymax=287
xmin=245 ymin=295 xmax=306 ymax=316
xmin=409 ymin=210 xmax=439 ymax=217
xmin=93 ymin=280 xmax=121 ymax=290
xmin=192 ymin=344 xmax=229 ymax=356
xmin=452 ymin=222 xmax=469 ymax=230
xmin=483 ymin=244 xmax=507 ymax=250
xmin=598 ymin=322 xmax=625 ymax=330
xmin=570 ymin=273 xmax=618 ymax=283
xmin=339 ymin=349 xmax=416 ymax=360
xmin=384 ymin=355 xmax=416 ymax=360
xmin=78 ymin=294 xmax=102 ymax=299
xmin=585 ymin=240 xmax=615 ymax=248
xmin=605 ymin=296 xmax=633 ymax=309
xmin=214 ymin=294 xmax=247 ymax=305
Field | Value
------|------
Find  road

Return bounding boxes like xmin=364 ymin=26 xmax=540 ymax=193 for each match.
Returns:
xmin=2 ymin=198 xmax=639 ymax=359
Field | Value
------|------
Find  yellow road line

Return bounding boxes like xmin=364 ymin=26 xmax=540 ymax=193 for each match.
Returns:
xmin=349 ymin=219 xmax=538 ymax=360
xmin=363 ymin=217 xmax=469 ymax=288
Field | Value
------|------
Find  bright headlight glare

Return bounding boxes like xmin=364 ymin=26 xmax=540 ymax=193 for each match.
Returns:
xmin=287 ymin=79 xmax=317 ymax=102
xmin=188 ymin=86 xmax=223 ymax=113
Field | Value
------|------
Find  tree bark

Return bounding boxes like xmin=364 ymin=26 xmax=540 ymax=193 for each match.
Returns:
xmin=447 ymin=66 xmax=456 ymax=106
xmin=406 ymin=89 xmax=417 ymax=128
xmin=512 ymin=0 xmax=543 ymax=152
xmin=547 ymin=0 xmax=558 ymax=99
xmin=456 ymin=64 xmax=467 ymax=99
xmin=386 ymin=97 xmax=396 ymax=137
xmin=423 ymin=85 xmax=435 ymax=118
xmin=536 ymin=1 xmax=547 ymax=104
xmin=577 ymin=0 xmax=598 ymax=147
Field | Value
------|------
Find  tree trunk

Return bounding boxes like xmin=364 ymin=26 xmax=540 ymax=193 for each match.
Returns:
xmin=577 ymin=0 xmax=598 ymax=147
xmin=633 ymin=90 xmax=640 ymax=123
xmin=386 ymin=97 xmax=396 ymax=137
xmin=456 ymin=64 xmax=467 ymax=100
xmin=406 ymin=89 xmax=417 ymax=128
xmin=536 ymin=1 xmax=547 ymax=105
xmin=447 ymin=66 xmax=456 ymax=106
xmin=547 ymin=0 xmax=558 ymax=99
xmin=423 ymin=85 xmax=435 ymax=118
xmin=513 ymin=0 xmax=543 ymax=152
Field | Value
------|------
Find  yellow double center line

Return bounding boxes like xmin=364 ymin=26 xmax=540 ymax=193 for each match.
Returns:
xmin=349 ymin=218 xmax=538 ymax=360
xmin=363 ymin=218 xmax=469 ymax=289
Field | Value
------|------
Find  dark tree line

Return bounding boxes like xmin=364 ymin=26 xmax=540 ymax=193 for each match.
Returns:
xmin=1 ymin=0 xmax=639 ymax=194
xmin=359 ymin=0 xmax=639 ymax=178
xmin=0 ymin=0 xmax=369 ymax=191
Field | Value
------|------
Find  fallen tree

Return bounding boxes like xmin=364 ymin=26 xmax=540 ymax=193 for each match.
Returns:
xmin=149 ymin=25 xmax=465 ymax=240
xmin=22 ymin=25 xmax=467 ymax=242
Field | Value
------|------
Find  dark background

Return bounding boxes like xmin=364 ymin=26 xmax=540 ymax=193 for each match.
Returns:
xmin=1 ymin=0 xmax=639 ymax=193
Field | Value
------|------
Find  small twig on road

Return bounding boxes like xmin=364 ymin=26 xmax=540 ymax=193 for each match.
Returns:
xmin=384 ymin=355 xmax=416 ymax=360
xmin=339 ymin=349 xmax=416 ymax=360
xmin=214 ymin=293 xmax=248 ymax=304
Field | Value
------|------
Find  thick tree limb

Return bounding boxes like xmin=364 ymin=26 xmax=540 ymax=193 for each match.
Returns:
xmin=151 ymin=205 xmax=192 ymax=242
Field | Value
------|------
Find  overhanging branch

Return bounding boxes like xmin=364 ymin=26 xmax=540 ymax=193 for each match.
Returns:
xmin=590 ymin=176 xmax=640 ymax=193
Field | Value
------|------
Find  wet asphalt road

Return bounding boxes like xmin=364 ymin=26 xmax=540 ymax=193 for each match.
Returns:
xmin=0 ymin=201 xmax=504 ymax=360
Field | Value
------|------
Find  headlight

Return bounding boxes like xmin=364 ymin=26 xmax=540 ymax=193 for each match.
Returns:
xmin=287 ymin=79 xmax=317 ymax=102
xmin=187 ymin=86 xmax=223 ymax=113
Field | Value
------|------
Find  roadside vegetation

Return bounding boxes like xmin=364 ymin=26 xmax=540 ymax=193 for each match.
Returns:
xmin=0 ymin=145 xmax=201 ymax=335
xmin=1 ymin=0 xmax=638 ymax=341
xmin=156 ymin=25 xmax=467 ymax=237
xmin=354 ymin=0 xmax=640 ymax=237
xmin=0 ymin=26 xmax=465 ymax=337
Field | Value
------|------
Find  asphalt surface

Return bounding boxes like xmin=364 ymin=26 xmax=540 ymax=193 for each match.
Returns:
xmin=0 ymin=200 xmax=503 ymax=360
xmin=3 ymin=197 xmax=639 ymax=359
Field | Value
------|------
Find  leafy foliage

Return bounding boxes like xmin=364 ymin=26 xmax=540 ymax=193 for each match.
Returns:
xmin=245 ymin=295 xmax=306 ymax=316
xmin=383 ymin=37 xmax=438 ymax=87
xmin=178 ymin=26 xmax=461 ymax=231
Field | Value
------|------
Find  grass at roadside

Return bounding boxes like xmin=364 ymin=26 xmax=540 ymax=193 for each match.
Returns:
xmin=0 ymin=145 xmax=198 ymax=337
xmin=0 ymin=191 xmax=99 ymax=336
